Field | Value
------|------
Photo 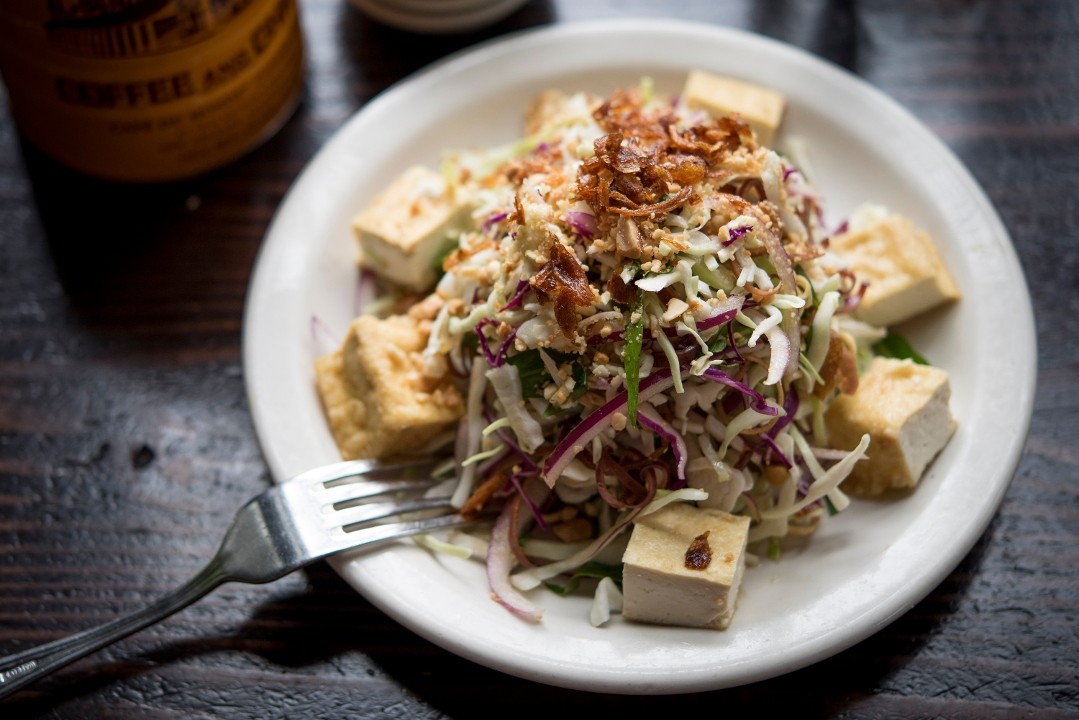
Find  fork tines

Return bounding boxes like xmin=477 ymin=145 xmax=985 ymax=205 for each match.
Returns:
xmin=295 ymin=458 xmax=457 ymax=533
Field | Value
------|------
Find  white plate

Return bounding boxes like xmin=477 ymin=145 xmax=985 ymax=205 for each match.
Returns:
xmin=243 ymin=19 xmax=1036 ymax=694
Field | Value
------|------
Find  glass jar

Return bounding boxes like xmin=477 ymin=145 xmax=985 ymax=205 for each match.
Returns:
xmin=0 ymin=0 xmax=306 ymax=182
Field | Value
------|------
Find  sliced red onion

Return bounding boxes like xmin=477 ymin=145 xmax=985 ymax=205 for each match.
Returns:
xmin=354 ymin=268 xmax=378 ymax=317
xmin=565 ymin=210 xmax=597 ymax=239
xmin=758 ymin=433 xmax=793 ymax=469
xmin=542 ymin=369 xmax=676 ymax=486
xmin=763 ymin=324 xmax=791 ymax=386
xmin=637 ymin=404 xmax=688 ymax=483
xmin=310 ymin=315 xmax=341 ymax=357
xmin=486 ymin=502 xmax=543 ymax=622
xmin=701 ymin=367 xmax=778 ymax=416
xmin=697 ymin=299 xmax=744 ymax=332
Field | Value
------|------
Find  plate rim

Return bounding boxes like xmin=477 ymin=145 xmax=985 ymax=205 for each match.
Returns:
xmin=242 ymin=17 xmax=1037 ymax=694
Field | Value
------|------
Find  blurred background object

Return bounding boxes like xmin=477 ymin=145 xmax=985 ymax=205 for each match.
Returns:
xmin=348 ymin=0 xmax=531 ymax=34
xmin=0 ymin=0 xmax=306 ymax=182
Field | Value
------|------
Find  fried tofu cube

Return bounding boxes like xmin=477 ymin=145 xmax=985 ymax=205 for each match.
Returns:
xmin=682 ymin=69 xmax=786 ymax=146
xmin=352 ymin=165 xmax=472 ymax=292
xmin=315 ymin=314 xmax=463 ymax=459
xmin=523 ymin=89 xmax=599 ymax=136
xmin=825 ymin=357 xmax=956 ymax=495
xmin=621 ymin=503 xmax=751 ymax=630
xmin=830 ymin=208 xmax=960 ymax=328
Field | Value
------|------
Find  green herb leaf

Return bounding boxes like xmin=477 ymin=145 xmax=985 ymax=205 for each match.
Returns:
xmin=707 ymin=328 xmax=730 ymax=353
xmin=767 ymin=536 xmax=782 ymax=562
xmin=623 ymin=293 xmax=646 ymax=427
xmin=569 ymin=362 xmax=588 ymax=401
xmin=872 ymin=331 xmax=929 ymax=365
xmin=542 ymin=561 xmax=623 ymax=596
xmin=508 ymin=349 xmax=591 ymax=404
xmin=430 ymin=234 xmax=460 ymax=278
xmin=506 ymin=349 xmax=548 ymax=398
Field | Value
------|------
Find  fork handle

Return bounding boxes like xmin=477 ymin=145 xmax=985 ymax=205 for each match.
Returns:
xmin=0 ymin=560 xmax=227 ymax=699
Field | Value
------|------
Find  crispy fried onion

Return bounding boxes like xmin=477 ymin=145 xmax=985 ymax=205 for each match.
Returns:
xmin=606 ymin=266 xmax=638 ymax=305
xmin=530 ymin=238 xmax=596 ymax=335
xmin=460 ymin=466 xmax=509 ymax=519
xmin=506 ymin=475 xmax=551 ymax=569
xmin=578 ymin=131 xmax=696 ymax=220
xmin=594 ymin=448 xmax=668 ymax=510
xmin=815 ymin=329 xmax=859 ymax=398
xmin=665 ymin=114 xmax=757 ymax=156
xmin=761 ymin=222 xmax=797 ymax=295
xmin=575 ymin=98 xmax=757 ymax=228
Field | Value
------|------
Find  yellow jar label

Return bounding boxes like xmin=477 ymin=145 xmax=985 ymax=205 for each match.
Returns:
xmin=0 ymin=0 xmax=305 ymax=182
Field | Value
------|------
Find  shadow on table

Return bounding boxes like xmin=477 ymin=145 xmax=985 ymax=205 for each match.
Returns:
xmin=375 ymin=524 xmax=993 ymax=716
xmin=333 ymin=0 xmax=555 ymax=107
xmin=268 ymin=528 xmax=997 ymax=713
xmin=749 ymin=0 xmax=862 ymax=72
xmin=15 ymin=117 xmax=312 ymax=306
xmin=16 ymin=140 xmax=195 ymax=301
xmin=14 ymin=2 xmax=554 ymax=315
xmin=0 ymin=518 xmax=992 ymax=718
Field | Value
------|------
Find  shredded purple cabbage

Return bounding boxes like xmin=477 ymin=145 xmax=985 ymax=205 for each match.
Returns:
xmin=723 ymin=225 xmax=752 ymax=246
xmin=474 ymin=318 xmax=499 ymax=367
xmin=697 ymin=305 xmax=741 ymax=332
xmin=499 ymin=279 xmax=530 ymax=312
xmin=483 ymin=211 xmax=508 ymax=232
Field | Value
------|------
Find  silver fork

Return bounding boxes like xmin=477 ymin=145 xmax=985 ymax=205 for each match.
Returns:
xmin=0 ymin=457 xmax=485 ymax=699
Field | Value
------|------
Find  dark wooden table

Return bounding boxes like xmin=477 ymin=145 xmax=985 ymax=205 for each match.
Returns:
xmin=2 ymin=1 xmax=1076 ymax=717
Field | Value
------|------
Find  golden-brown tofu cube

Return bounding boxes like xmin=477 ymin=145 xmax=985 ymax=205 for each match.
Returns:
xmin=315 ymin=314 xmax=463 ymax=459
xmin=352 ymin=165 xmax=473 ymax=292
xmin=825 ymin=357 xmax=956 ymax=495
xmin=831 ymin=209 xmax=960 ymax=328
xmin=621 ymin=503 xmax=751 ymax=630
xmin=682 ymin=69 xmax=786 ymax=146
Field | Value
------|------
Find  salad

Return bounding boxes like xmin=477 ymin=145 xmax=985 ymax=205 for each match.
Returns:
xmin=314 ymin=72 xmax=958 ymax=629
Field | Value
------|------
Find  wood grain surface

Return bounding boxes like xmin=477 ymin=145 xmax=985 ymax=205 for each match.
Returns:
xmin=1 ymin=1 xmax=1076 ymax=717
